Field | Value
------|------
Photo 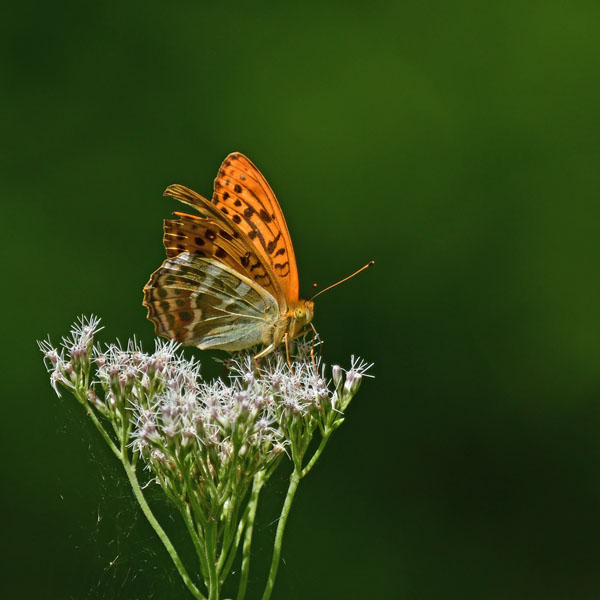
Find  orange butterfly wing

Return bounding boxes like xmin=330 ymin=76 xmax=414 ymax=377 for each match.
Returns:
xmin=211 ymin=152 xmax=300 ymax=304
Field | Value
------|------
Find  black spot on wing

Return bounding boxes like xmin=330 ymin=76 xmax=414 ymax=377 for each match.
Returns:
xmin=274 ymin=261 xmax=291 ymax=276
xmin=266 ymin=232 xmax=282 ymax=255
xmin=259 ymin=209 xmax=272 ymax=223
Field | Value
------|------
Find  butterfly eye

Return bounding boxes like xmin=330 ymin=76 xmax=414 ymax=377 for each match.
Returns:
xmin=294 ymin=307 xmax=306 ymax=321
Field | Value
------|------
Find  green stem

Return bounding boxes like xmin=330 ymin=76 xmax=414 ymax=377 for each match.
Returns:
xmin=81 ymin=398 xmax=120 ymax=459
xmin=236 ymin=471 xmax=266 ymax=600
xmin=218 ymin=481 xmax=246 ymax=568
xmin=301 ymin=428 xmax=335 ymax=478
xmin=261 ymin=469 xmax=301 ymax=600
xmin=219 ymin=504 xmax=248 ymax=585
xmin=175 ymin=494 xmax=211 ymax=585
xmin=206 ymin=519 xmax=219 ymax=600
xmin=121 ymin=456 xmax=206 ymax=600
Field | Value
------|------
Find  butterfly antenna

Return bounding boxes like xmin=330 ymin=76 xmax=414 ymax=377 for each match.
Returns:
xmin=310 ymin=261 xmax=374 ymax=301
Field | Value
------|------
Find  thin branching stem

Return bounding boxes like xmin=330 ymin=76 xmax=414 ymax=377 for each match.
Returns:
xmin=236 ymin=470 xmax=266 ymax=600
xmin=205 ymin=519 xmax=220 ymax=600
xmin=121 ymin=452 xmax=206 ymax=600
xmin=261 ymin=468 xmax=301 ymax=600
xmin=78 ymin=395 xmax=120 ymax=459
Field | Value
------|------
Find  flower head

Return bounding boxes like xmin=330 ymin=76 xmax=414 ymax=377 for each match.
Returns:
xmin=39 ymin=317 xmax=372 ymax=517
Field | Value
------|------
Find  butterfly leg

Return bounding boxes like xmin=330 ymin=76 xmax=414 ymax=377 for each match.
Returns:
xmin=309 ymin=323 xmax=319 ymax=372
xmin=253 ymin=343 xmax=276 ymax=370
xmin=283 ymin=332 xmax=294 ymax=373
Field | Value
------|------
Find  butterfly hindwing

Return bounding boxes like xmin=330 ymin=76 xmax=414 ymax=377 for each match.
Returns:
xmin=144 ymin=252 xmax=280 ymax=351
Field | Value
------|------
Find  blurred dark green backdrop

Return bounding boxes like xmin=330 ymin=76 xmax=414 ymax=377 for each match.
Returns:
xmin=4 ymin=1 xmax=600 ymax=598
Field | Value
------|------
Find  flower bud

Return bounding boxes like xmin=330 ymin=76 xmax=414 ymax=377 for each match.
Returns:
xmin=151 ymin=449 xmax=167 ymax=464
xmin=235 ymin=391 xmax=249 ymax=404
xmin=216 ymin=413 xmax=231 ymax=433
xmin=50 ymin=370 xmax=64 ymax=396
xmin=45 ymin=349 xmax=59 ymax=365
xmin=331 ymin=390 xmax=339 ymax=409
xmin=108 ymin=365 xmax=119 ymax=382
xmin=317 ymin=384 xmax=329 ymax=400
xmin=119 ymin=372 xmax=128 ymax=391
xmin=163 ymin=424 xmax=177 ymax=440
xmin=140 ymin=420 xmax=162 ymax=444
xmin=81 ymin=324 xmax=94 ymax=338
xmin=180 ymin=427 xmax=196 ymax=449
xmin=332 ymin=365 xmax=343 ymax=388
xmin=87 ymin=389 xmax=100 ymax=406
xmin=271 ymin=442 xmax=286 ymax=456
xmin=344 ymin=371 xmax=362 ymax=396
xmin=63 ymin=362 xmax=75 ymax=381
xmin=161 ymin=403 xmax=178 ymax=426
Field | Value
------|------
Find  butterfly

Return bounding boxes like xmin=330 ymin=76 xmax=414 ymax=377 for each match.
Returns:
xmin=143 ymin=152 xmax=315 ymax=360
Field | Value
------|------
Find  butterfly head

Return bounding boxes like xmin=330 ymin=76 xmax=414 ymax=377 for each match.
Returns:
xmin=289 ymin=300 xmax=314 ymax=337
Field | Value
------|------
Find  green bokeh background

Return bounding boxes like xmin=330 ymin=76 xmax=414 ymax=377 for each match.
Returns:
xmin=4 ymin=1 xmax=600 ymax=598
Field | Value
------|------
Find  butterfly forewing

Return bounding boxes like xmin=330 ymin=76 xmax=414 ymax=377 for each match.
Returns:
xmin=144 ymin=252 xmax=280 ymax=351
xmin=212 ymin=153 xmax=300 ymax=303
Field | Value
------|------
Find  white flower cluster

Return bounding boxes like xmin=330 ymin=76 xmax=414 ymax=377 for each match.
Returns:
xmin=39 ymin=316 xmax=373 ymax=599
xmin=39 ymin=317 xmax=372 ymax=513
